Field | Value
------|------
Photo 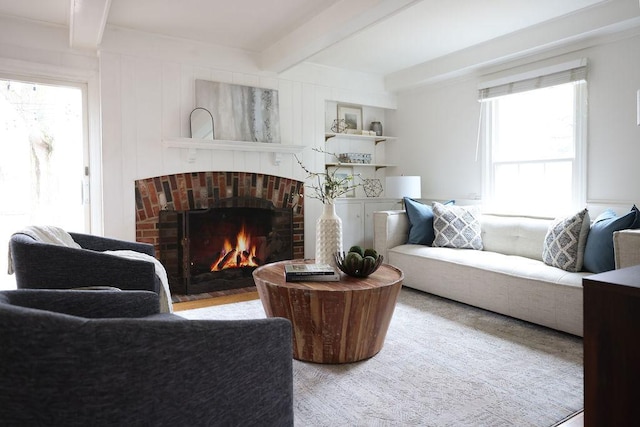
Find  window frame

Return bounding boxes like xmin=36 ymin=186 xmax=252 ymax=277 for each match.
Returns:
xmin=481 ymin=75 xmax=587 ymax=218
xmin=0 ymin=59 xmax=102 ymax=235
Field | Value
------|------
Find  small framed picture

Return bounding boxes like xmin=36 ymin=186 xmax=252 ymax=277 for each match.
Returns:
xmin=329 ymin=166 xmax=356 ymax=198
xmin=337 ymin=104 xmax=362 ymax=131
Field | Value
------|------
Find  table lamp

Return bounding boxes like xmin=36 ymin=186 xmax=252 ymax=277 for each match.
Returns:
xmin=386 ymin=176 xmax=421 ymax=208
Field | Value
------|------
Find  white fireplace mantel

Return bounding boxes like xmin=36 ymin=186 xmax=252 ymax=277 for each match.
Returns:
xmin=163 ymin=137 xmax=306 ymax=165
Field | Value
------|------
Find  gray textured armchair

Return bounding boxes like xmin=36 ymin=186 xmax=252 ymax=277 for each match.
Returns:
xmin=0 ymin=289 xmax=294 ymax=426
xmin=9 ymin=231 xmax=161 ymax=293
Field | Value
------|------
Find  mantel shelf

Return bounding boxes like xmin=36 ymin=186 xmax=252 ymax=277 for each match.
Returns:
xmin=163 ymin=137 xmax=306 ymax=164
xmin=163 ymin=137 xmax=305 ymax=153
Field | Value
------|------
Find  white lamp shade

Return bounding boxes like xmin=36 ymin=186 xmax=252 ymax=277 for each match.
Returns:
xmin=386 ymin=176 xmax=421 ymax=199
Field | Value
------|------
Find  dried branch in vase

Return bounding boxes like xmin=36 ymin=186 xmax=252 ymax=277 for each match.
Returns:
xmin=295 ymin=147 xmax=361 ymax=204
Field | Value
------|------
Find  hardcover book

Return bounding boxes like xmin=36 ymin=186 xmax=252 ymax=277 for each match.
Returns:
xmin=284 ymin=263 xmax=336 ymax=277
xmin=285 ymin=272 xmax=340 ymax=282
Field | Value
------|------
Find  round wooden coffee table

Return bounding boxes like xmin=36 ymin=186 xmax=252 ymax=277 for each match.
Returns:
xmin=252 ymin=260 xmax=403 ymax=364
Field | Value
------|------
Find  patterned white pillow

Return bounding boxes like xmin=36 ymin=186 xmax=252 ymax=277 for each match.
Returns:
xmin=432 ymin=202 xmax=483 ymax=250
xmin=542 ymin=208 xmax=590 ymax=272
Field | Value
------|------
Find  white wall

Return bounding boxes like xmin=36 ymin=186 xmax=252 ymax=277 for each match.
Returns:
xmin=0 ymin=17 xmax=396 ymax=258
xmin=98 ymin=27 xmax=396 ymax=256
xmin=392 ymin=77 xmax=481 ymax=201
xmin=4 ymin=13 xmax=639 ymax=255
xmin=395 ymin=28 xmax=640 ymax=214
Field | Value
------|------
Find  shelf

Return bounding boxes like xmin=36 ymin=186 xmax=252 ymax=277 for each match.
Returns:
xmin=325 ymin=162 xmax=396 ymax=171
xmin=324 ymin=132 xmax=397 ymax=145
xmin=164 ymin=137 xmax=305 ymax=153
xmin=163 ymin=137 xmax=305 ymax=164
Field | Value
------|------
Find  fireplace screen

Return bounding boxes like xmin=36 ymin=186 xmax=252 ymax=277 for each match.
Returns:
xmin=159 ymin=198 xmax=292 ymax=295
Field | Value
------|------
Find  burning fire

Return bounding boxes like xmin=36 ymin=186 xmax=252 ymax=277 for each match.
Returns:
xmin=210 ymin=225 xmax=260 ymax=271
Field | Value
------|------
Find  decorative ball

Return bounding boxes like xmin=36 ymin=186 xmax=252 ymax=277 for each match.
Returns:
xmin=334 ymin=246 xmax=384 ymax=278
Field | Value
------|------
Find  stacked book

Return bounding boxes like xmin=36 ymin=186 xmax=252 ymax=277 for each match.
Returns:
xmin=284 ymin=263 xmax=340 ymax=282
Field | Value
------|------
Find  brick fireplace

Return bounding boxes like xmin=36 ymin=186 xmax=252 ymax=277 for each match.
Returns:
xmin=135 ymin=172 xmax=304 ymax=295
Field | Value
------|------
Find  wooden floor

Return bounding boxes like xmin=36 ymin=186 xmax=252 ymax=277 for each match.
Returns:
xmin=172 ymin=291 xmax=259 ymax=311
xmin=174 ymin=291 xmax=584 ymax=426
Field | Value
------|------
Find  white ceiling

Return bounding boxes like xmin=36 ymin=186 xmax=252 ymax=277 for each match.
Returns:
xmin=0 ymin=0 xmax=637 ymax=84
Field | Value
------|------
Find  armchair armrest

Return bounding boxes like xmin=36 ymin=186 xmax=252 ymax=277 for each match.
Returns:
xmin=613 ymin=229 xmax=640 ymax=269
xmin=373 ymin=210 xmax=409 ymax=260
xmin=3 ymin=289 xmax=160 ymax=318
xmin=69 ymin=232 xmax=155 ymax=256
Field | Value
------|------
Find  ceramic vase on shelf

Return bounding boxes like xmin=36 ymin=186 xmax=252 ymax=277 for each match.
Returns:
xmin=315 ymin=203 xmax=343 ymax=268
xmin=370 ymin=121 xmax=383 ymax=136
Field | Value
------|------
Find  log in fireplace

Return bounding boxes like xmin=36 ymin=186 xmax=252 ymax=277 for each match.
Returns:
xmin=159 ymin=197 xmax=293 ymax=295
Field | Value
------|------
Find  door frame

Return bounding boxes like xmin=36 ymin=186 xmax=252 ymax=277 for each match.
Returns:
xmin=0 ymin=59 xmax=103 ymax=234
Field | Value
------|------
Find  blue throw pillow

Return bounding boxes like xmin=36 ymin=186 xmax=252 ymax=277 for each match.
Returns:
xmin=583 ymin=206 xmax=640 ymax=273
xmin=404 ymin=198 xmax=454 ymax=246
xmin=633 ymin=205 xmax=640 ymax=229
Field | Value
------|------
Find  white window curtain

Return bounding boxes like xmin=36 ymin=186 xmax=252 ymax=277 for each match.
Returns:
xmin=478 ymin=61 xmax=587 ymax=101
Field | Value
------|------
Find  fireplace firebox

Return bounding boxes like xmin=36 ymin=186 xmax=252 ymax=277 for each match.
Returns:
xmin=160 ymin=197 xmax=293 ymax=295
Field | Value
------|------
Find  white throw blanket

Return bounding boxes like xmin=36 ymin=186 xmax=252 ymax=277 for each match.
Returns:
xmin=103 ymin=250 xmax=173 ymax=313
xmin=8 ymin=226 xmax=173 ymax=313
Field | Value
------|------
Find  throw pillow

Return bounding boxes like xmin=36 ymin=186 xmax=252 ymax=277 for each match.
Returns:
xmin=633 ymin=205 xmax=640 ymax=229
xmin=404 ymin=198 xmax=454 ymax=246
xmin=542 ymin=208 xmax=590 ymax=272
xmin=583 ymin=206 xmax=640 ymax=273
xmin=432 ymin=202 xmax=483 ymax=250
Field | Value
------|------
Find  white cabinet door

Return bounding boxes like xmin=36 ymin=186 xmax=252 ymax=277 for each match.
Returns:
xmin=364 ymin=201 xmax=399 ymax=248
xmin=335 ymin=200 xmax=364 ymax=250
xmin=335 ymin=199 xmax=399 ymax=251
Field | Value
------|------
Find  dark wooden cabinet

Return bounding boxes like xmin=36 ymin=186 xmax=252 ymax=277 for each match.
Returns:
xmin=583 ymin=265 xmax=640 ymax=426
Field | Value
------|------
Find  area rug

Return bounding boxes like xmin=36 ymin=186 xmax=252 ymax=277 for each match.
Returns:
xmin=178 ymin=287 xmax=583 ymax=426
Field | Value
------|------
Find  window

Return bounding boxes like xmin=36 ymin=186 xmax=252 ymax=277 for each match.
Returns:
xmin=480 ymin=63 xmax=587 ymax=217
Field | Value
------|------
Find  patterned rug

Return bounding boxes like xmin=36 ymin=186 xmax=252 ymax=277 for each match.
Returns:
xmin=178 ymin=287 xmax=583 ymax=426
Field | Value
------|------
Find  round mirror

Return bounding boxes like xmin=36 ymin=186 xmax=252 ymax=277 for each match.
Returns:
xmin=190 ymin=107 xmax=214 ymax=140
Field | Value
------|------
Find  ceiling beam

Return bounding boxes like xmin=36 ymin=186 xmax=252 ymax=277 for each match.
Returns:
xmin=385 ymin=0 xmax=640 ymax=91
xmin=69 ymin=0 xmax=112 ymax=50
xmin=259 ymin=0 xmax=421 ymax=74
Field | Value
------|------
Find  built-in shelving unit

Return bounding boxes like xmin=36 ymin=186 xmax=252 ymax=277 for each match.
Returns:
xmin=323 ymin=101 xmax=399 ymax=250
xmin=163 ymin=137 xmax=305 ymax=164
xmin=323 ymin=100 xmax=398 ymax=199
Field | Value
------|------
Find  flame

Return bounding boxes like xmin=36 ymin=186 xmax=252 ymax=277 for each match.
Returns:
xmin=210 ymin=225 xmax=260 ymax=271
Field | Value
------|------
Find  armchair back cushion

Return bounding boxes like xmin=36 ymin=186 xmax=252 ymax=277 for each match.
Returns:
xmin=0 ymin=289 xmax=294 ymax=426
xmin=9 ymin=232 xmax=161 ymax=294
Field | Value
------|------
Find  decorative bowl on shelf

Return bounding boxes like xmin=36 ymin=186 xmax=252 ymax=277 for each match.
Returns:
xmin=334 ymin=248 xmax=384 ymax=278
xmin=338 ymin=152 xmax=372 ymax=164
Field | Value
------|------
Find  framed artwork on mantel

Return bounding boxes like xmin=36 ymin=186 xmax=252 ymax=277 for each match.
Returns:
xmin=195 ymin=79 xmax=280 ymax=143
xmin=337 ymin=104 xmax=362 ymax=131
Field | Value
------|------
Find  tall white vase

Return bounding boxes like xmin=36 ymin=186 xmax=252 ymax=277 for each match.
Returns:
xmin=315 ymin=203 xmax=343 ymax=268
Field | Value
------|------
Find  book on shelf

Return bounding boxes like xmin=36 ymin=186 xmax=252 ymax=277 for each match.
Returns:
xmin=285 ymin=272 xmax=340 ymax=282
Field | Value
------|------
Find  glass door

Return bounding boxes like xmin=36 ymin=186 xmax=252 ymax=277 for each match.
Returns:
xmin=0 ymin=77 xmax=89 ymax=289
